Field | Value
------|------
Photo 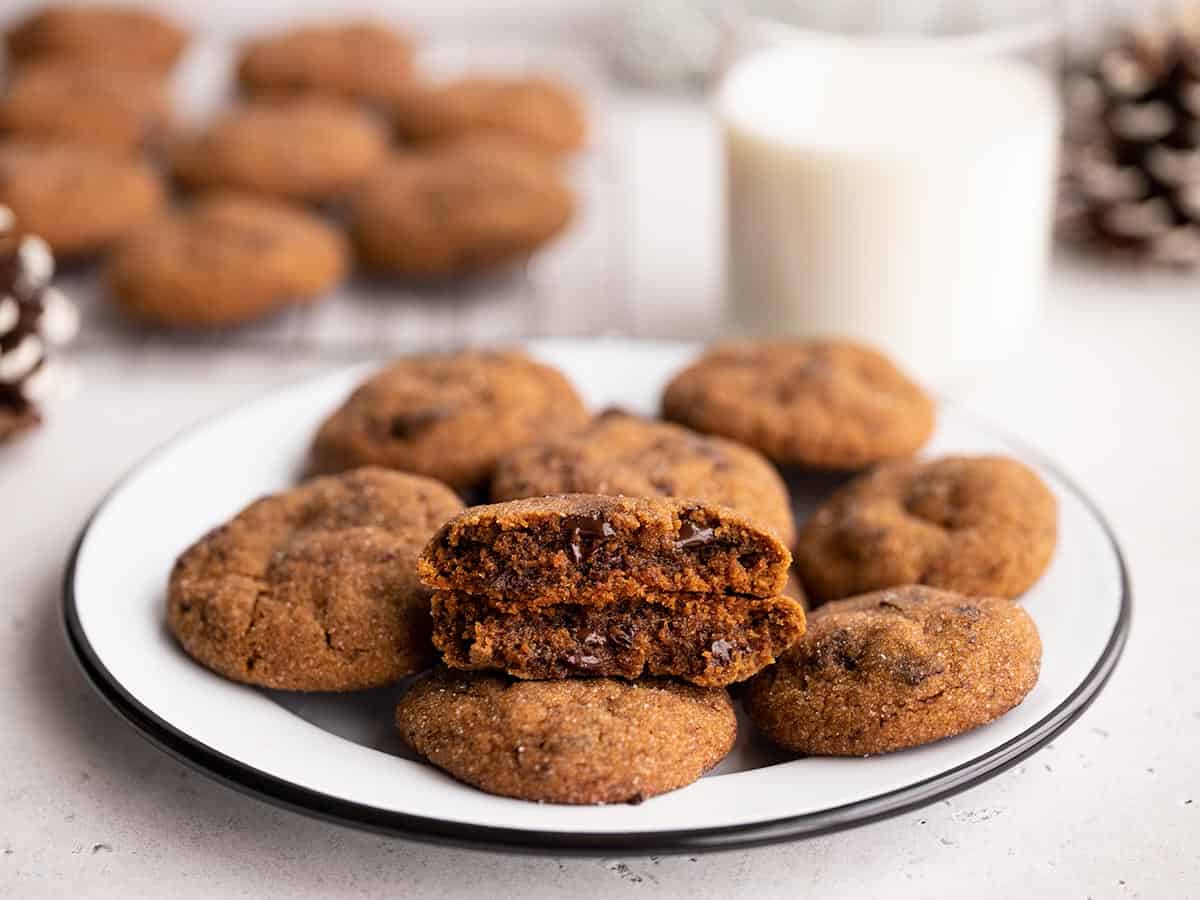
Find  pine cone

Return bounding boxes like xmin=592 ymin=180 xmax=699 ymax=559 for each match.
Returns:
xmin=0 ymin=206 xmax=78 ymax=441
xmin=1060 ymin=8 xmax=1200 ymax=266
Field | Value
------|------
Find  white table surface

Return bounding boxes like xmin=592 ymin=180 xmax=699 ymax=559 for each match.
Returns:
xmin=2 ymin=55 xmax=1199 ymax=900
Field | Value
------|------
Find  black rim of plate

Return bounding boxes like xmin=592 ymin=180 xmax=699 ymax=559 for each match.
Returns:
xmin=60 ymin=373 xmax=1132 ymax=856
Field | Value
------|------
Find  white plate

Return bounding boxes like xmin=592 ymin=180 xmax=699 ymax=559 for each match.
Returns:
xmin=63 ymin=338 xmax=1130 ymax=853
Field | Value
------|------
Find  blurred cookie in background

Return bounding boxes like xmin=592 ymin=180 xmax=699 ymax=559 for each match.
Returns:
xmin=237 ymin=21 xmax=415 ymax=105
xmin=170 ymin=98 xmax=388 ymax=204
xmin=108 ymin=193 xmax=347 ymax=329
xmin=0 ymin=61 xmax=171 ymax=157
xmin=6 ymin=4 xmax=187 ymax=73
xmin=391 ymin=76 xmax=587 ymax=156
xmin=349 ymin=136 xmax=574 ymax=278
xmin=0 ymin=141 xmax=165 ymax=260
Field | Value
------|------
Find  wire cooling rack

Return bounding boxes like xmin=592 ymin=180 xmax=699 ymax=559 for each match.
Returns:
xmin=69 ymin=38 xmax=631 ymax=358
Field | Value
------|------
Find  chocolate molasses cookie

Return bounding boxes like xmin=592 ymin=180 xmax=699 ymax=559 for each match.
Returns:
xmin=0 ymin=141 xmax=164 ymax=259
xmin=170 ymin=98 xmax=388 ymax=203
xmin=420 ymin=493 xmax=793 ymax=604
xmin=794 ymin=455 xmax=1058 ymax=604
xmin=108 ymin=193 xmax=347 ymax=328
xmin=391 ymin=76 xmax=586 ymax=155
xmin=396 ymin=668 xmax=736 ymax=804
xmin=492 ymin=409 xmax=796 ymax=546
xmin=311 ymin=349 xmax=588 ymax=492
xmin=662 ymin=339 xmax=935 ymax=470
xmin=168 ymin=467 xmax=464 ymax=691
xmin=0 ymin=61 xmax=171 ymax=156
xmin=745 ymin=586 xmax=1042 ymax=755
xmin=349 ymin=137 xmax=574 ymax=277
xmin=237 ymin=22 xmax=414 ymax=104
xmin=6 ymin=4 xmax=187 ymax=72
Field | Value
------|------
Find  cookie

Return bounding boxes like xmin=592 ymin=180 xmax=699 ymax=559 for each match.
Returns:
xmin=432 ymin=589 xmax=805 ymax=687
xmin=491 ymin=410 xmax=796 ymax=547
xmin=311 ymin=349 xmax=588 ymax=491
xmin=794 ymin=455 xmax=1058 ymax=604
xmin=0 ymin=61 xmax=171 ymax=156
xmin=6 ymin=4 xmax=186 ymax=72
xmin=419 ymin=494 xmax=793 ymax=605
xmin=745 ymin=586 xmax=1042 ymax=755
xmin=349 ymin=137 xmax=574 ymax=277
xmin=237 ymin=22 xmax=414 ymax=104
xmin=0 ymin=141 xmax=164 ymax=259
xmin=170 ymin=98 xmax=388 ymax=203
xmin=168 ymin=467 xmax=464 ymax=691
xmin=108 ymin=193 xmax=348 ymax=328
xmin=662 ymin=339 xmax=935 ymax=470
xmin=396 ymin=668 xmax=736 ymax=804
xmin=391 ymin=76 xmax=586 ymax=155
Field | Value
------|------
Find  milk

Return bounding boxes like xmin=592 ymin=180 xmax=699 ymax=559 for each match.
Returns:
xmin=719 ymin=45 xmax=1060 ymax=383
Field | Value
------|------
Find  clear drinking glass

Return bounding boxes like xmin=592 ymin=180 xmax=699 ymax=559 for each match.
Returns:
xmin=715 ymin=1 xmax=1064 ymax=384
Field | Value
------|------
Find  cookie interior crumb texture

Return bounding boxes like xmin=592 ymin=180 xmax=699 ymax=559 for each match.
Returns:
xmin=745 ymin=585 xmax=1042 ymax=756
xmin=432 ymin=589 xmax=806 ymax=687
xmin=419 ymin=494 xmax=793 ymax=605
xmin=167 ymin=467 xmax=464 ymax=691
xmin=396 ymin=669 xmax=737 ymax=804
xmin=794 ymin=454 xmax=1058 ymax=604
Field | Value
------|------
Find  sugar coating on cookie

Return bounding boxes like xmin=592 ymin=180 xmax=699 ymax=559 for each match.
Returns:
xmin=662 ymin=339 xmax=935 ymax=470
xmin=0 ymin=61 xmax=171 ymax=156
xmin=745 ymin=586 xmax=1042 ymax=756
xmin=0 ymin=141 xmax=164 ymax=258
xmin=6 ymin=4 xmax=187 ymax=72
xmin=311 ymin=349 xmax=588 ymax=491
xmin=171 ymin=98 xmax=388 ymax=202
xmin=432 ymin=589 xmax=805 ymax=687
xmin=419 ymin=494 xmax=793 ymax=605
xmin=237 ymin=22 xmax=414 ymax=103
xmin=108 ymin=193 xmax=348 ymax=328
xmin=349 ymin=137 xmax=574 ymax=277
xmin=491 ymin=409 xmax=797 ymax=547
xmin=168 ymin=467 xmax=465 ymax=691
xmin=396 ymin=669 xmax=736 ymax=804
xmin=795 ymin=455 xmax=1058 ymax=604
xmin=391 ymin=76 xmax=586 ymax=155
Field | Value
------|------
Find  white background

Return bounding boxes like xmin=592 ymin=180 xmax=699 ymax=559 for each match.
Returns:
xmin=1 ymin=1 xmax=1198 ymax=898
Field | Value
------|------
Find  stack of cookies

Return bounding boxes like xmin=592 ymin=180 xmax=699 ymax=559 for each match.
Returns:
xmin=0 ymin=5 xmax=587 ymax=329
xmin=167 ymin=338 xmax=1060 ymax=804
xmin=397 ymin=493 xmax=805 ymax=803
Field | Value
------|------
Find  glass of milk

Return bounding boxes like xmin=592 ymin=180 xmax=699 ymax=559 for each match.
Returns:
xmin=717 ymin=2 xmax=1063 ymax=384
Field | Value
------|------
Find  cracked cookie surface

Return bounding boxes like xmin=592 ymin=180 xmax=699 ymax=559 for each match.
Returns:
xmin=491 ymin=409 xmax=796 ymax=547
xmin=795 ymin=455 xmax=1058 ymax=604
xmin=108 ymin=192 xmax=348 ymax=328
xmin=662 ymin=338 xmax=934 ymax=470
xmin=396 ymin=668 xmax=736 ymax=804
xmin=745 ymin=585 xmax=1042 ymax=755
xmin=390 ymin=76 xmax=586 ymax=155
xmin=170 ymin=98 xmax=387 ymax=203
xmin=167 ymin=467 xmax=464 ymax=690
xmin=237 ymin=22 xmax=414 ymax=104
xmin=311 ymin=349 xmax=587 ymax=492
xmin=349 ymin=136 xmax=574 ymax=277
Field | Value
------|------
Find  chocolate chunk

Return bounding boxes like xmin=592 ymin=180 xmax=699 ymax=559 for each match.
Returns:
xmin=563 ymin=512 xmax=615 ymax=564
xmin=675 ymin=521 xmax=715 ymax=549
